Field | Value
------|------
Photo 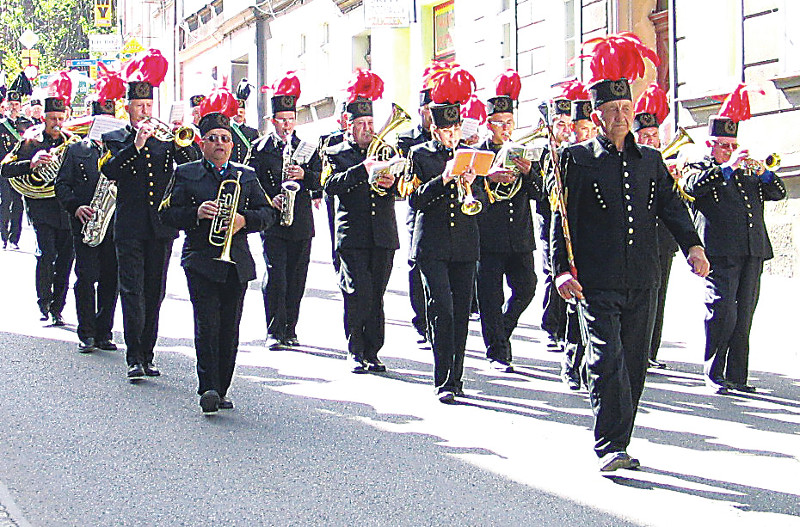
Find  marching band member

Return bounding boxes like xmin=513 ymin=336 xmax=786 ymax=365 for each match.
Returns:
xmin=323 ymin=69 xmax=399 ymax=373
xmin=231 ymin=79 xmax=259 ymax=164
xmin=683 ymin=84 xmax=786 ymax=394
xmin=406 ymin=63 xmax=482 ymax=403
xmin=54 ymin=88 xmax=122 ymax=353
xmin=552 ymin=34 xmax=709 ymax=471
xmin=101 ymin=49 xmax=199 ymax=380
xmin=160 ymin=103 xmax=275 ymax=414
xmin=632 ymin=83 xmax=677 ymax=370
xmin=1 ymin=85 xmax=75 ymax=326
xmin=476 ymin=69 xmax=540 ymax=373
xmin=248 ymin=71 xmax=321 ymax=349
xmin=1 ymin=90 xmax=34 ymax=251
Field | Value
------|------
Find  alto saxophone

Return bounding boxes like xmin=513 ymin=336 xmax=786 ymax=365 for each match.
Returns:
xmin=279 ymin=141 xmax=300 ymax=227
xmin=82 ymin=172 xmax=117 ymax=247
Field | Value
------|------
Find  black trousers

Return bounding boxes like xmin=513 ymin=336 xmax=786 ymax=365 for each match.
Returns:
xmin=476 ymin=250 xmax=537 ymax=363
xmin=261 ymin=234 xmax=311 ymax=340
xmin=0 ymin=179 xmax=23 ymax=245
xmin=73 ymin=233 xmax=118 ymax=342
xmin=703 ymin=255 xmax=763 ymax=385
xmin=337 ymin=247 xmax=394 ymax=360
xmin=115 ymin=238 xmax=172 ymax=366
xmin=562 ymin=302 xmax=585 ymax=381
xmin=418 ymin=258 xmax=476 ymax=392
xmin=650 ymin=251 xmax=674 ymax=361
xmin=537 ymin=213 xmax=566 ymax=340
xmin=324 ymin=194 xmax=339 ymax=272
xmin=186 ymin=267 xmax=247 ymax=397
xmin=408 ymin=260 xmax=427 ymax=337
xmin=582 ymin=287 xmax=658 ymax=458
xmin=32 ymin=222 xmax=74 ymax=316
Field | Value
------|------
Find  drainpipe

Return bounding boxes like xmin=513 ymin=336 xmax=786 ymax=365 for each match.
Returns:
xmin=252 ymin=4 xmax=271 ymax=134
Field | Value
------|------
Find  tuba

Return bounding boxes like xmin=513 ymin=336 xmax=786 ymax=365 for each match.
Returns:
xmin=138 ymin=116 xmax=195 ymax=148
xmin=81 ymin=172 xmax=117 ymax=247
xmin=209 ymin=169 xmax=243 ymax=263
xmin=366 ymin=103 xmax=411 ymax=196
xmin=9 ymin=130 xmax=80 ymax=199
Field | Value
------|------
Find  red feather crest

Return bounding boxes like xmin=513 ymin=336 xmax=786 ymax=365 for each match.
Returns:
xmin=199 ymin=86 xmax=239 ymax=118
xmin=580 ymin=32 xmax=659 ymax=83
xmin=425 ymin=62 xmax=475 ymax=105
xmin=125 ymin=49 xmax=168 ymax=87
xmin=460 ymin=94 xmax=487 ymax=124
xmin=553 ymin=79 xmax=590 ymax=101
xmin=345 ymin=69 xmax=384 ymax=102
xmin=718 ymin=83 xmax=765 ymax=123
xmin=272 ymin=71 xmax=302 ymax=98
xmin=96 ymin=63 xmax=126 ymax=103
xmin=634 ymin=83 xmax=669 ymax=124
xmin=49 ymin=71 xmax=73 ymax=105
xmin=495 ymin=69 xmax=521 ymax=100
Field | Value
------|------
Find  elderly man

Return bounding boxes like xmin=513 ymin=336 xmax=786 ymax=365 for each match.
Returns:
xmin=553 ymin=77 xmax=709 ymax=472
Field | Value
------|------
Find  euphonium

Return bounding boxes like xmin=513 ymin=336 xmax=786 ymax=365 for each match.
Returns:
xmin=139 ymin=116 xmax=195 ymax=147
xmin=457 ymin=174 xmax=482 ymax=215
xmin=209 ymin=169 xmax=243 ymax=264
xmin=10 ymin=130 xmax=80 ymax=199
xmin=661 ymin=127 xmax=694 ymax=159
xmin=366 ymin=103 xmax=411 ymax=196
xmin=81 ymin=173 xmax=117 ymax=247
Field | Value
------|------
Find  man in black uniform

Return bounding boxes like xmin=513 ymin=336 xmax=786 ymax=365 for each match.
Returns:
xmin=102 ymin=71 xmax=198 ymax=380
xmin=248 ymin=73 xmax=321 ymax=349
xmin=230 ymin=97 xmax=259 ymax=164
xmin=1 ymin=96 xmax=75 ymax=325
xmin=55 ymin=99 xmax=119 ymax=352
xmin=0 ymin=90 xmax=34 ymax=250
xmin=160 ymin=111 xmax=275 ymax=413
xmin=324 ymin=87 xmax=399 ymax=373
xmin=397 ymin=87 xmax=433 ymax=343
xmin=553 ymin=77 xmax=709 ymax=471
xmin=318 ymin=101 xmax=348 ymax=273
xmin=684 ymin=98 xmax=786 ymax=394
xmin=476 ymin=71 xmax=540 ymax=373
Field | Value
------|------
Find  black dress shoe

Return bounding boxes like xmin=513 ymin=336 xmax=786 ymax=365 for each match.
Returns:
xmin=267 ymin=337 xmax=284 ymax=350
xmin=127 ymin=363 xmax=145 ymax=379
xmin=143 ymin=362 xmax=161 ymax=377
xmin=561 ymin=373 xmax=581 ymax=391
xmin=489 ymin=360 xmax=514 ymax=373
xmin=284 ymin=337 xmax=300 ymax=346
xmin=39 ymin=311 xmax=49 ymax=322
xmin=648 ymin=359 xmax=667 ymax=369
xmin=728 ymin=382 xmax=756 ymax=393
xmin=437 ymin=389 xmax=455 ymax=403
xmin=50 ymin=313 xmax=65 ymax=326
xmin=94 ymin=340 xmax=118 ymax=351
xmin=219 ymin=397 xmax=234 ymax=410
xmin=78 ymin=338 xmax=95 ymax=353
xmin=350 ymin=355 xmax=368 ymax=374
xmin=366 ymin=358 xmax=387 ymax=372
xmin=200 ymin=390 xmax=220 ymax=414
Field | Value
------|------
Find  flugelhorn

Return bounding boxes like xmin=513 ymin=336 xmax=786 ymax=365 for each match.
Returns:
xmin=138 ymin=116 xmax=195 ymax=148
xmin=209 ymin=170 xmax=242 ymax=264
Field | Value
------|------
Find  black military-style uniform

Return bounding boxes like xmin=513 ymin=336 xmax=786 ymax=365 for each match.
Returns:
xmin=1 ymin=132 xmax=74 ymax=320
xmin=324 ymin=139 xmax=400 ymax=367
xmin=230 ymin=122 xmax=259 ymax=164
xmin=319 ymin=130 xmax=346 ymax=272
xmin=650 ymin=220 xmax=678 ymax=363
xmin=248 ymin=131 xmax=321 ymax=342
xmin=551 ymin=133 xmax=702 ymax=459
xmin=0 ymin=115 xmax=33 ymax=247
xmin=476 ymin=139 xmax=540 ymax=366
xmin=160 ymin=159 xmax=275 ymax=397
xmin=684 ymin=157 xmax=786 ymax=386
xmin=409 ymin=140 xmax=485 ymax=394
xmin=397 ymin=125 xmax=432 ymax=339
xmin=54 ymin=138 xmax=118 ymax=345
xmin=101 ymin=125 xmax=198 ymax=367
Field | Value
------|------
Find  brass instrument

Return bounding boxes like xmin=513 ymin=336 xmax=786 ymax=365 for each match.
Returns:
xmin=10 ymin=130 xmax=80 ymax=199
xmin=138 ymin=116 xmax=195 ymax=148
xmin=485 ymin=119 xmax=548 ymax=203
xmin=209 ymin=169 xmax=243 ymax=264
xmin=278 ymin=141 xmax=300 ymax=227
xmin=743 ymin=153 xmax=780 ymax=174
xmin=366 ymin=103 xmax=411 ymax=196
xmin=81 ymin=173 xmax=117 ymax=247
xmin=512 ymin=119 xmax=548 ymax=145
xmin=661 ymin=127 xmax=695 ymax=203
xmin=456 ymin=174 xmax=482 ymax=215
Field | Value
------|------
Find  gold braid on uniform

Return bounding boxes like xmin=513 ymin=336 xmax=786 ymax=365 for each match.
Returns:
xmin=319 ymin=135 xmax=334 ymax=187
xmin=158 ymin=174 xmax=176 ymax=212
xmin=397 ymin=157 xmax=422 ymax=198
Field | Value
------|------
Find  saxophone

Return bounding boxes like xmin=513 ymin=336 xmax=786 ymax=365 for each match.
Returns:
xmin=279 ymin=141 xmax=300 ymax=227
xmin=81 ymin=173 xmax=117 ymax=247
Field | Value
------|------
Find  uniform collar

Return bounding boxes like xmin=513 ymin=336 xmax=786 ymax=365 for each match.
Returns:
xmin=596 ymin=132 xmax=643 ymax=158
xmin=203 ymin=158 xmax=229 ymax=177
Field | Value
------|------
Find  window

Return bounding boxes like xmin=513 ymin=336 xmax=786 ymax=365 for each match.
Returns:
xmin=501 ymin=22 xmax=511 ymax=60
xmin=564 ymin=0 xmax=576 ymax=77
xmin=299 ymin=34 xmax=306 ymax=56
xmin=321 ymin=23 xmax=330 ymax=46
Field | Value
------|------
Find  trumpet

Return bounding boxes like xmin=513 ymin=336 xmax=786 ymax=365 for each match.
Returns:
xmin=743 ymin=154 xmax=780 ymax=174
xmin=209 ymin=170 xmax=242 ymax=264
xmin=456 ymin=173 xmax=482 ymax=215
xmin=138 ymin=116 xmax=195 ymax=148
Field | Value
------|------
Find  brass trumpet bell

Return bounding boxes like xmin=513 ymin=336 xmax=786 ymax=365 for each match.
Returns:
xmin=661 ymin=127 xmax=694 ymax=159
xmin=140 ymin=116 xmax=196 ymax=147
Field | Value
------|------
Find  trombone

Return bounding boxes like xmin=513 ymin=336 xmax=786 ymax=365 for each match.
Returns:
xmin=138 ymin=116 xmax=196 ymax=148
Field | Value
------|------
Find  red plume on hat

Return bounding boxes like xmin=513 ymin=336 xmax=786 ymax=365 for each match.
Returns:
xmin=634 ymin=83 xmax=669 ymax=124
xmin=495 ymin=69 xmax=521 ymax=101
xmin=554 ymin=79 xmax=590 ymax=101
xmin=345 ymin=69 xmax=384 ymax=102
xmin=125 ymin=49 xmax=168 ymax=87
xmin=717 ymin=83 xmax=765 ymax=123
xmin=199 ymin=86 xmax=238 ymax=118
xmin=96 ymin=63 xmax=126 ymax=103
xmin=272 ymin=71 xmax=301 ymax=98
xmin=579 ymin=32 xmax=659 ymax=83
xmin=49 ymin=71 xmax=72 ymax=105
xmin=421 ymin=61 xmax=450 ymax=88
xmin=460 ymin=94 xmax=487 ymax=124
xmin=425 ymin=62 xmax=476 ymax=105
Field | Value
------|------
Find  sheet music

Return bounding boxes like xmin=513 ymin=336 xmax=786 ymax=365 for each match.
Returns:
xmin=169 ymin=102 xmax=185 ymax=124
xmin=292 ymin=140 xmax=316 ymax=164
xmin=89 ymin=116 xmax=129 ymax=142
xmin=461 ymin=118 xmax=480 ymax=139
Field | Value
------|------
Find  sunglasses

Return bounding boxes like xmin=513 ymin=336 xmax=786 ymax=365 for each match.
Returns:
xmin=204 ymin=134 xmax=232 ymax=144
xmin=712 ymin=141 xmax=738 ymax=150
xmin=489 ymin=120 xmax=514 ymax=129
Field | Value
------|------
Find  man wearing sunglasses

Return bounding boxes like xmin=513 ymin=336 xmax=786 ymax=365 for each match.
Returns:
xmin=160 ymin=111 xmax=275 ymax=413
xmin=683 ymin=109 xmax=786 ymax=394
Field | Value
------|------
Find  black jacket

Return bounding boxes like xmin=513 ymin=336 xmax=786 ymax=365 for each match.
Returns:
xmin=247 ymin=132 xmax=321 ymax=240
xmin=0 ymin=116 xmax=34 ymax=158
xmin=397 ymin=125 xmax=431 ymax=158
xmin=408 ymin=140 xmax=485 ymax=262
xmin=101 ymin=125 xmax=198 ymax=240
xmin=552 ymin=133 xmax=702 ymax=289
xmin=1 ymin=132 xmax=71 ymax=230
xmin=54 ymin=138 xmax=106 ymax=235
xmin=683 ymin=156 xmax=786 ymax=259
xmin=230 ymin=122 xmax=259 ymax=164
xmin=159 ymin=160 xmax=275 ymax=283
xmin=477 ymin=139 xmax=541 ymax=253
xmin=323 ymin=140 xmax=399 ymax=251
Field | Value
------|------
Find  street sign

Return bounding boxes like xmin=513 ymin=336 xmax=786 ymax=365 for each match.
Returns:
xmin=89 ymin=33 xmax=122 ymax=53
xmin=364 ymin=0 xmax=410 ymax=28
xmin=94 ymin=0 xmax=112 ymax=27
xmin=19 ymin=29 xmax=39 ymax=49
xmin=120 ymin=38 xmax=145 ymax=55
